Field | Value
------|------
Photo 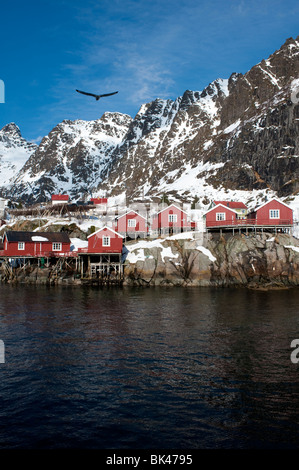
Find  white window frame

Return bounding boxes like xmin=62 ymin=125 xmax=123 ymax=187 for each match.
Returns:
xmin=269 ymin=209 xmax=280 ymax=219
xmin=216 ymin=212 xmax=226 ymax=221
xmin=52 ymin=242 xmax=62 ymax=251
xmin=168 ymin=214 xmax=177 ymax=223
xmin=128 ymin=219 xmax=136 ymax=228
xmin=102 ymin=236 xmax=110 ymax=247
xmin=18 ymin=242 xmax=25 ymax=250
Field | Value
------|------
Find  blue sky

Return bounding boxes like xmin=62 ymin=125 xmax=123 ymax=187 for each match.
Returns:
xmin=0 ymin=0 xmax=298 ymax=142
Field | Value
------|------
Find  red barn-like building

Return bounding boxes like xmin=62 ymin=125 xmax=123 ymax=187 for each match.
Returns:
xmin=0 ymin=231 xmax=72 ymax=258
xmin=204 ymin=204 xmax=239 ymax=228
xmin=115 ymin=210 xmax=147 ymax=238
xmin=79 ymin=226 xmax=123 ymax=254
xmin=77 ymin=226 xmax=124 ymax=279
xmin=151 ymin=204 xmax=192 ymax=235
xmin=247 ymin=198 xmax=293 ymax=226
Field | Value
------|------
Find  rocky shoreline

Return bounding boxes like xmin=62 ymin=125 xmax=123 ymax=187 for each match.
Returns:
xmin=123 ymin=232 xmax=299 ymax=289
xmin=1 ymin=232 xmax=299 ymax=289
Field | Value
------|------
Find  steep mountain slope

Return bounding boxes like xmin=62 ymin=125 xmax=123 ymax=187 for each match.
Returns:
xmin=1 ymin=35 xmax=299 ymax=208
xmin=101 ymin=36 xmax=299 ymax=204
xmin=0 ymin=123 xmax=37 ymax=190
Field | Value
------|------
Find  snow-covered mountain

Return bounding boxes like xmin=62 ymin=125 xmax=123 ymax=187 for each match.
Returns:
xmin=1 ymin=35 xmax=299 ymax=210
xmin=8 ymin=112 xmax=132 ymax=202
xmin=0 ymin=123 xmax=37 ymax=189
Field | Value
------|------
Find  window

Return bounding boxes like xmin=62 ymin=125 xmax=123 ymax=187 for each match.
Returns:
xmin=270 ymin=209 xmax=280 ymax=219
xmin=103 ymin=236 xmax=110 ymax=247
xmin=128 ymin=219 xmax=136 ymax=228
xmin=18 ymin=242 xmax=25 ymax=250
xmin=168 ymin=214 xmax=177 ymax=222
xmin=52 ymin=242 xmax=62 ymax=251
xmin=216 ymin=212 xmax=226 ymax=221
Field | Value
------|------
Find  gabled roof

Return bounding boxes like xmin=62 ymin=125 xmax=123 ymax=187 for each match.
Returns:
xmin=116 ymin=209 xmax=146 ymax=220
xmin=87 ymin=225 xmax=124 ymax=239
xmin=156 ymin=204 xmax=188 ymax=216
xmin=204 ymin=203 xmax=239 ymax=216
xmin=250 ymin=198 xmax=293 ymax=213
xmin=213 ymin=200 xmax=247 ymax=209
xmin=4 ymin=231 xmax=70 ymax=243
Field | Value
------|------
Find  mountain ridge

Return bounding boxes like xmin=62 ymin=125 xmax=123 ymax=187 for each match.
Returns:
xmin=1 ymin=35 xmax=299 ymax=210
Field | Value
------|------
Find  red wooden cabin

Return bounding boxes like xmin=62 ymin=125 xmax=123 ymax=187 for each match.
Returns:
xmin=204 ymin=204 xmax=239 ymax=228
xmin=90 ymin=197 xmax=108 ymax=205
xmin=0 ymin=231 xmax=72 ymax=257
xmin=78 ymin=226 xmax=123 ymax=254
xmin=247 ymin=198 xmax=293 ymax=226
xmin=151 ymin=204 xmax=192 ymax=235
xmin=77 ymin=226 xmax=124 ymax=279
xmin=114 ymin=210 xmax=147 ymax=237
xmin=51 ymin=194 xmax=69 ymax=205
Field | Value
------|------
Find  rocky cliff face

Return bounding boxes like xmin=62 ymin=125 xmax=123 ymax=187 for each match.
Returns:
xmin=1 ymin=36 xmax=299 ymax=207
xmin=123 ymin=232 xmax=299 ymax=288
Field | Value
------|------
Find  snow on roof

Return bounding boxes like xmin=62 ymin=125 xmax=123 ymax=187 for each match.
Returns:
xmin=31 ymin=235 xmax=49 ymax=242
xmin=5 ymin=231 xmax=70 ymax=243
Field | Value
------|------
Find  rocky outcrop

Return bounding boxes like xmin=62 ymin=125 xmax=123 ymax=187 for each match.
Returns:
xmin=123 ymin=233 xmax=299 ymax=288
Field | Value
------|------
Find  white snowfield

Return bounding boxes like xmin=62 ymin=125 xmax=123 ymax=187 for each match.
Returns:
xmin=126 ymin=232 xmax=216 ymax=264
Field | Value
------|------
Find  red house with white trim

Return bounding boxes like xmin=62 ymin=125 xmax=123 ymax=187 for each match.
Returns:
xmin=114 ymin=210 xmax=147 ymax=238
xmin=77 ymin=226 xmax=124 ymax=279
xmin=78 ymin=226 xmax=123 ymax=254
xmin=51 ymin=194 xmax=69 ymax=205
xmin=247 ymin=198 xmax=293 ymax=226
xmin=204 ymin=204 xmax=239 ymax=228
xmin=0 ymin=231 xmax=72 ymax=258
xmin=151 ymin=204 xmax=192 ymax=235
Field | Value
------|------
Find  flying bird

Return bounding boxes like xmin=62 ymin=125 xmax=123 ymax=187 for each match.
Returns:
xmin=76 ymin=89 xmax=118 ymax=101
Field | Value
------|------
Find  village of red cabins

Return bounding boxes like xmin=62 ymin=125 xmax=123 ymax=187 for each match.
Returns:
xmin=0 ymin=195 xmax=294 ymax=280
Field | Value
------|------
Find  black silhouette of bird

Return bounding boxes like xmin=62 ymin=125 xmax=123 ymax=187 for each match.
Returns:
xmin=76 ymin=89 xmax=118 ymax=101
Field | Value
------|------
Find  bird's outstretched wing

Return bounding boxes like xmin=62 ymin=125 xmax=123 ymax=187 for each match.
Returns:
xmin=76 ymin=89 xmax=118 ymax=100
xmin=98 ymin=91 xmax=118 ymax=97
xmin=76 ymin=89 xmax=98 ymax=98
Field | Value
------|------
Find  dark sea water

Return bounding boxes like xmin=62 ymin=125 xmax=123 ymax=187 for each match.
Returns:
xmin=0 ymin=284 xmax=299 ymax=449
